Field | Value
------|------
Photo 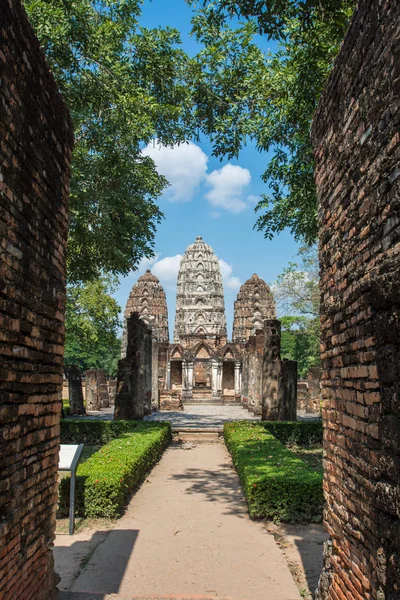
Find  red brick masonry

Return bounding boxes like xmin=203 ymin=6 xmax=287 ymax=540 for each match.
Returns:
xmin=0 ymin=1 xmax=73 ymax=598
xmin=312 ymin=0 xmax=400 ymax=598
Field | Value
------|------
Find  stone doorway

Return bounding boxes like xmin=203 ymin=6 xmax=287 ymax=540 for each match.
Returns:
xmin=194 ymin=360 xmax=211 ymax=388
xmin=171 ymin=361 xmax=183 ymax=389
xmin=222 ymin=361 xmax=235 ymax=395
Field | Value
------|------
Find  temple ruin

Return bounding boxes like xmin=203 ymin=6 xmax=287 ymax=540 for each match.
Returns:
xmin=123 ymin=236 xmax=297 ymax=415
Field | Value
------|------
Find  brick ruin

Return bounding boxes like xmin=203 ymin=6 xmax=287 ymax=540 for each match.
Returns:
xmin=0 ymin=0 xmax=73 ymax=598
xmin=115 ymin=313 xmax=152 ymax=420
xmin=67 ymin=366 xmax=85 ymax=416
xmin=122 ymin=269 xmax=169 ymax=410
xmin=240 ymin=321 xmax=297 ymax=420
xmin=312 ymin=0 xmax=400 ymax=598
xmin=297 ymin=368 xmax=322 ymax=414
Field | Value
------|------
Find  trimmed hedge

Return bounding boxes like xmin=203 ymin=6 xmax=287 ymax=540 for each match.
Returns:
xmin=59 ymin=421 xmax=171 ymax=518
xmin=264 ymin=421 xmax=323 ymax=447
xmin=224 ymin=421 xmax=323 ymax=522
xmin=60 ymin=419 xmax=140 ymax=444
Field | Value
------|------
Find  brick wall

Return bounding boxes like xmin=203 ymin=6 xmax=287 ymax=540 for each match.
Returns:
xmin=312 ymin=0 xmax=400 ymax=598
xmin=0 ymin=1 xmax=73 ymax=598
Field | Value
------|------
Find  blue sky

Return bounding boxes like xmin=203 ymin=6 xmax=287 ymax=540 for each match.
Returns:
xmin=113 ymin=0 xmax=301 ymax=337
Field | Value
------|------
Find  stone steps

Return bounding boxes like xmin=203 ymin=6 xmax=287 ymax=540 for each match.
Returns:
xmin=174 ymin=431 xmax=221 ymax=444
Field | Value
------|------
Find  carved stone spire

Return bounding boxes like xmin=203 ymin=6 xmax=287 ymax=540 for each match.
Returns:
xmin=173 ymin=236 xmax=227 ymax=342
xmin=232 ymin=273 xmax=276 ymax=343
xmin=122 ymin=270 xmax=169 ymax=357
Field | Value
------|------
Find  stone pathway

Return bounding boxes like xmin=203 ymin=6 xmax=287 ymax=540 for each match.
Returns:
xmin=56 ymin=438 xmax=300 ymax=600
xmin=72 ymin=404 xmax=319 ymax=426
xmin=145 ymin=404 xmax=261 ymax=430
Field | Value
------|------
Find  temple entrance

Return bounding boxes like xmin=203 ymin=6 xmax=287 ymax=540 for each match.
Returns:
xmin=222 ymin=361 xmax=235 ymax=395
xmin=171 ymin=361 xmax=183 ymax=389
xmin=194 ymin=360 xmax=211 ymax=388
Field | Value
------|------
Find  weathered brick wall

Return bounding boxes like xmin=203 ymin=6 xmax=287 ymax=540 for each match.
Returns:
xmin=0 ymin=1 xmax=73 ymax=599
xmin=115 ymin=313 xmax=152 ymax=420
xmin=312 ymin=0 xmax=400 ymax=598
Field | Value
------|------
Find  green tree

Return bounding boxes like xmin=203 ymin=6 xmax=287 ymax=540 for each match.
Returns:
xmin=65 ymin=275 xmax=122 ymax=376
xmin=280 ymin=316 xmax=319 ymax=378
xmin=25 ymin=0 xmax=195 ymax=282
xmin=188 ymin=0 xmax=356 ymax=243
xmin=274 ymin=246 xmax=320 ymax=377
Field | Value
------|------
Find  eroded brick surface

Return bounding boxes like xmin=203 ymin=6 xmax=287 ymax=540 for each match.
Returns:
xmin=312 ymin=1 xmax=400 ymax=597
xmin=0 ymin=1 xmax=73 ymax=598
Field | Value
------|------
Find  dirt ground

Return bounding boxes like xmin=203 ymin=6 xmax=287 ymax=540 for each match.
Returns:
xmin=265 ymin=522 xmax=328 ymax=599
xmin=54 ymin=437 xmax=326 ymax=600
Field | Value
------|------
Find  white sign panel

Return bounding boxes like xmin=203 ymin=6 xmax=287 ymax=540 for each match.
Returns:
xmin=59 ymin=444 xmax=81 ymax=470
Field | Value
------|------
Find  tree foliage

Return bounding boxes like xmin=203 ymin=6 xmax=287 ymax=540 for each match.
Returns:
xmin=188 ymin=0 xmax=356 ymax=243
xmin=274 ymin=246 xmax=320 ymax=377
xmin=65 ymin=275 xmax=122 ymax=375
xmin=25 ymin=0 xmax=194 ymax=282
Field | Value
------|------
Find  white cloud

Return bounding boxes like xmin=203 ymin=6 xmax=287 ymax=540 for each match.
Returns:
xmin=247 ymin=194 xmax=259 ymax=205
xmin=142 ymin=141 xmax=208 ymax=202
xmin=152 ymin=254 xmax=183 ymax=290
xmin=205 ymin=164 xmax=251 ymax=214
xmin=142 ymin=140 xmax=256 ymax=215
xmin=130 ymin=253 xmax=181 ymax=289
xmin=218 ymin=258 xmax=241 ymax=291
xmin=134 ymin=253 xmax=160 ymax=274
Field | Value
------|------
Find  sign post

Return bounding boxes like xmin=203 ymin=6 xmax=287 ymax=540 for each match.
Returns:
xmin=58 ymin=444 xmax=84 ymax=535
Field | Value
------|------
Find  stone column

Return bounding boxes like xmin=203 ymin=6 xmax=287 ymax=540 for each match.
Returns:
xmin=151 ymin=336 xmax=159 ymax=411
xmin=234 ymin=361 xmax=241 ymax=395
xmin=306 ymin=367 xmax=321 ymax=413
xmin=108 ymin=380 xmax=117 ymax=405
xmin=114 ymin=313 xmax=151 ymax=420
xmin=68 ymin=365 xmax=85 ymax=415
xmin=97 ymin=368 xmax=110 ymax=408
xmin=217 ymin=362 xmax=223 ymax=393
xmin=85 ymin=369 xmax=100 ymax=411
xmin=261 ymin=319 xmax=281 ymax=420
xmin=187 ymin=361 xmax=194 ymax=390
xmin=211 ymin=359 xmax=219 ymax=395
xmin=144 ymin=327 xmax=153 ymax=416
xmin=278 ymin=360 xmax=297 ymax=421
xmin=166 ymin=361 xmax=171 ymax=390
xmin=182 ymin=359 xmax=188 ymax=390
xmin=241 ymin=346 xmax=249 ymax=408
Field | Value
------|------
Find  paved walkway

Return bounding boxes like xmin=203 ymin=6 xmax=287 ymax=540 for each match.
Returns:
xmin=56 ymin=439 xmax=300 ymax=600
xmin=74 ymin=405 xmax=318 ymax=426
xmin=145 ymin=404 xmax=260 ymax=430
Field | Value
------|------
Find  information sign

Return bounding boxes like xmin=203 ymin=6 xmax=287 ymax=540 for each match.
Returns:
xmin=59 ymin=444 xmax=84 ymax=534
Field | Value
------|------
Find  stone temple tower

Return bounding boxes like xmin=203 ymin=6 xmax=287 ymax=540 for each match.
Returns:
xmin=122 ymin=270 xmax=169 ymax=357
xmin=173 ymin=236 xmax=227 ymax=344
xmin=232 ymin=273 xmax=276 ymax=344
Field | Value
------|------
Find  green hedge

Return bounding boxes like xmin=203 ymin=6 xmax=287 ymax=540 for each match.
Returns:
xmin=224 ymin=422 xmax=323 ymax=522
xmin=59 ymin=421 xmax=171 ymax=518
xmin=60 ymin=419 xmax=140 ymax=444
xmin=264 ymin=421 xmax=323 ymax=447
